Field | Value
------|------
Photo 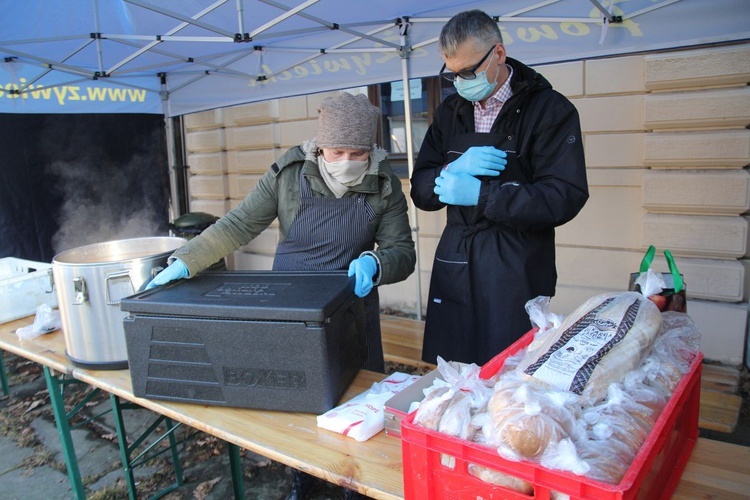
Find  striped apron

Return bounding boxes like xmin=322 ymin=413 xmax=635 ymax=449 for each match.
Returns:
xmin=273 ymin=171 xmax=383 ymax=372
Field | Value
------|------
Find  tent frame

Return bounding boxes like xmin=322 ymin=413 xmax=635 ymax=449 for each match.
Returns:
xmin=4 ymin=0 xmax=748 ymax=321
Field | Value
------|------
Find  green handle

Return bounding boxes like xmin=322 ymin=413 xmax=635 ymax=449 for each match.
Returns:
xmin=639 ymin=245 xmax=656 ymax=273
xmin=664 ymin=249 xmax=685 ymax=292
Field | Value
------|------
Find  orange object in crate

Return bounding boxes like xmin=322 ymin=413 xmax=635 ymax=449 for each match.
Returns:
xmin=400 ymin=329 xmax=703 ymax=500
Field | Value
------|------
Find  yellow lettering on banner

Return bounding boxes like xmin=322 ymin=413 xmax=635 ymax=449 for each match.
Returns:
xmin=560 ymin=22 xmax=590 ymax=37
xmin=500 ymin=26 xmax=514 ymax=45
xmin=517 ymin=25 xmax=559 ymax=43
xmin=30 ymin=86 xmax=52 ymax=100
xmin=351 ymin=55 xmax=369 ymax=74
xmin=1 ymin=80 xmax=146 ymax=105
xmin=87 ymin=86 xmax=108 ymax=101
xmin=323 ymin=59 xmax=349 ymax=73
xmin=373 ymin=52 xmax=397 ymax=64
xmin=247 ymin=53 xmax=374 ymax=88
xmin=130 ymin=88 xmax=147 ymax=102
xmin=3 ymin=83 xmax=19 ymax=98
xmin=309 ymin=59 xmax=323 ymax=75
xmin=108 ymin=88 xmax=127 ymax=101
xmin=84 ymin=86 xmax=147 ymax=103
xmin=262 ymin=64 xmax=277 ymax=83
xmin=53 ymin=86 xmax=68 ymax=106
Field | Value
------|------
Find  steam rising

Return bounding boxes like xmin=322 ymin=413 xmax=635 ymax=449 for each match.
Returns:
xmin=48 ymin=126 xmax=169 ymax=254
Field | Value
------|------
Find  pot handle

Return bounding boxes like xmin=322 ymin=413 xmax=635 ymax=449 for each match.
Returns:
xmin=105 ymin=270 xmax=134 ymax=306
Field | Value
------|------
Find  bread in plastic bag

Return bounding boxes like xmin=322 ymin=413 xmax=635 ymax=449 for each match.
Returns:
xmin=517 ymin=286 xmax=663 ymax=403
xmin=485 ymin=374 xmax=582 ymax=461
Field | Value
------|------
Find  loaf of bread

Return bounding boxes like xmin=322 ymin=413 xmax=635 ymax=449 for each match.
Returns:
xmin=517 ymin=292 xmax=662 ymax=402
xmin=486 ymin=379 xmax=580 ymax=460
xmin=437 ymin=391 xmax=474 ymax=467
xmin=468 ymin=464 xmax=534 ymax=495
xmin=413 ymin=386 xmax=453 ymax=430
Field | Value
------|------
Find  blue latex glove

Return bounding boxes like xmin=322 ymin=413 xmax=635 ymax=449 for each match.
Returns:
xmin=434 ymin=170 xmax=481 ymax=206
xmin=145 ymin=259 xmax=189 ymax=290
xmin=447 ymin=146 xmax=506 ymax=177
xmin=347 ymin=255 xmax=378 ymax=298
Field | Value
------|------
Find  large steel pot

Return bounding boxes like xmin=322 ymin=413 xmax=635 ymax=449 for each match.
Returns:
xmin=52 ymin=236 xmax=186 ymax=369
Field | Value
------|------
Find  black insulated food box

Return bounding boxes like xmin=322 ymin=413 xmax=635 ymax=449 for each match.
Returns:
xmin=120 ymin=271 xmax=365 ymax=413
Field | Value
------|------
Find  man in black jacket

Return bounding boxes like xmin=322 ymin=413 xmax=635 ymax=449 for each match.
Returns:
xmin=411 ymin=9 xmax=589 ymax=365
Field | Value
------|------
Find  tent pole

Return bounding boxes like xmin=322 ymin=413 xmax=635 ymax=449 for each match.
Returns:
xmin=400 ymin=23 xmax=423 ymax=321
xmin=161 ymin=76 xmax=184 ymax=223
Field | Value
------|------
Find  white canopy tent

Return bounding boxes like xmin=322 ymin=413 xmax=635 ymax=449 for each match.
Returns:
xmin=2 ymin=0 xmax=749 ymax=317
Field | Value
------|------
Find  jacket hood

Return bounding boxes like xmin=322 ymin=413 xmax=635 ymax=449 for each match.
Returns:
xmin=507 ymin=57 xmax=551 ymax=95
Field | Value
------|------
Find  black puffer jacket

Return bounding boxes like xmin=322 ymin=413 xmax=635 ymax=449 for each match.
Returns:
xmin=411 ymin=57 xmax=589 ymax=365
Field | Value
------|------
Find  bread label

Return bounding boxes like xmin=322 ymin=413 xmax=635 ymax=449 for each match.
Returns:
xmin=524 ymin=297 xmax=640 ymax=394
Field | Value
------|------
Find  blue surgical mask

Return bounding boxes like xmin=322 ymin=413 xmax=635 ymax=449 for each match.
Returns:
xmin=453 ymin=53 xmax=498 ymax=102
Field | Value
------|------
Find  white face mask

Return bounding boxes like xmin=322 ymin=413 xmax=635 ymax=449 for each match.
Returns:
xmin=320 ymin=157 xmax=370 ymax=184
xmin=317 ymin=156 xmax=371 ymax=198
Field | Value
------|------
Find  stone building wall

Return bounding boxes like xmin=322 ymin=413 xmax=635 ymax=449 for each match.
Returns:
xmin=183 ymin=42 xmax=750 ymax=365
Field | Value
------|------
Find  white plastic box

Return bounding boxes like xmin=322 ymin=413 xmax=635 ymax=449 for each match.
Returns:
xmin=0 ymin=258 xmax=58 ymax=324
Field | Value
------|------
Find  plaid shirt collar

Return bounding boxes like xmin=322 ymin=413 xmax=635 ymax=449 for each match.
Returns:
xmin=473 ymin=65 xmax=513 ymax=133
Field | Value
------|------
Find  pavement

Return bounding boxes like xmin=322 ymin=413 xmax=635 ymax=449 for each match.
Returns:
xmin=0 ymin=351 xmax=353 ymax=500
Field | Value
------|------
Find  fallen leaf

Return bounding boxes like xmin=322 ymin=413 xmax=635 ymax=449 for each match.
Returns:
xmin=23 ymin=400 xmax=45 ymax=414
xmin=192 ymin=477 xmax=222 ymax=499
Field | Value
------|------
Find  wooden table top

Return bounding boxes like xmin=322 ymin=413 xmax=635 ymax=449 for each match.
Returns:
xmin=0 ymin=316 xmax=403 ymax=499
xmin=2 ymin=315 xmax=749 ymax=499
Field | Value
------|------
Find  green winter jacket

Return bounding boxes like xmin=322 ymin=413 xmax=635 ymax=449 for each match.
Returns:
xmin=171 ymin=141 xmax=416 ymax=286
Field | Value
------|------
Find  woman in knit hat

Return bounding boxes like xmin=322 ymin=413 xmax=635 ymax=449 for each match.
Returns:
xmin=149 ymin=93 xmax=415 ymax=498
xmin=148 ymin=97 xmax=414 ymax=500
xmin=150 ymin=92 xmax=415 ymax=373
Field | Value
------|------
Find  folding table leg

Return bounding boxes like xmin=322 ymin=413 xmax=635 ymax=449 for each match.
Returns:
xmin=227 ymin=442 xmax=245 ymax=499
xmin=110 ymin=394 xmax=185 ymax=500
xmin=0 ymin=350 xmax=9 ymax=396
xmin=43 ymin=367 xmax=86 ymax=499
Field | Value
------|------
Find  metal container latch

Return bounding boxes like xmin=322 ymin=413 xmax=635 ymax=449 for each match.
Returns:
xmin=73 ymin=277 xmax=87 ymax=305
xmin=45 ymin=268 xmax=55 ymax=294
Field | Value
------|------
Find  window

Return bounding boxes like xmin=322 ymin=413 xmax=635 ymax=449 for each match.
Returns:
xmin=370 ymin=77 xmax=456 ymax=178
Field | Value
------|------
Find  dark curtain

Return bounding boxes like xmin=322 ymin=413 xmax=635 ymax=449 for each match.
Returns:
xmin=0 ymin=114 xmax=170 ymax=263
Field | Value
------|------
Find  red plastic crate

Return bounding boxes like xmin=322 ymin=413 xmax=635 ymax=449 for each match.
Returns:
xmin=401 ymin=329 xmax=703 ymax=500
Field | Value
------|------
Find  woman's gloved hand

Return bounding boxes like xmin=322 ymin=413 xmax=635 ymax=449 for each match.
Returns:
xmin=146 ymin=260 xmax=189 ymax=290
xmin=434 ymin=170 xmax=480 ymax=206
xmin=347 ymin=255 xmax=378 ymax=298
xmin=447 ymin=146 xmax=506 ymax=177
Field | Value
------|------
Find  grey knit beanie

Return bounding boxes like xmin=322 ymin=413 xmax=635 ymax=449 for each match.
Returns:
xmin=316 ymin=93 xmax=379 ymax=150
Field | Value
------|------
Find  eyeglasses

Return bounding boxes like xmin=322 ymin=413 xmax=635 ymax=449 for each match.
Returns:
xmin=439 ymin=45 xmax=496 ymax=82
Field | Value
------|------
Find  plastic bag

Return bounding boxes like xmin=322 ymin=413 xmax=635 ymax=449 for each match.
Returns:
xmin=525 ymin=296 xmax=564 ymax=335
xmin=485 ymin=378 xmax=582 ymax=461
xmin=435 ymin=356 xmax=494 ymax=409
xmin=316 ymin=372 xmax=419 ymax=441
xmin=16 ymin=304 xmax=61 ymax=341
xmin=629 ymin=245 xmax=687 ymax=312
xmin=413 ymin=386 xmax=455 ymax=430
